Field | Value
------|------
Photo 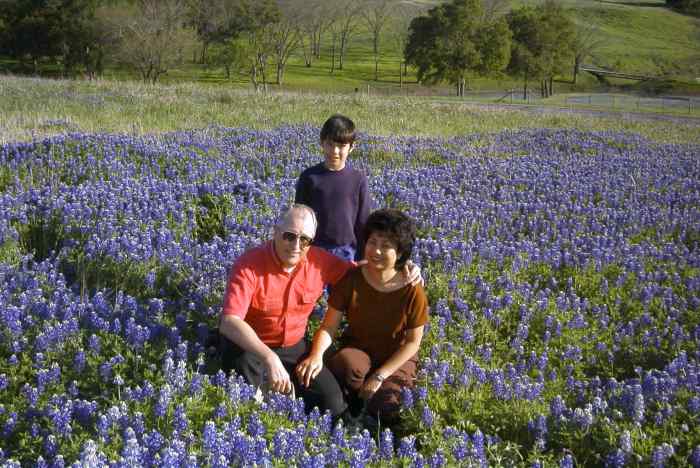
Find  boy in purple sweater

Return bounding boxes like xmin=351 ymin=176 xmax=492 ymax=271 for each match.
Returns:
xmin=295 ymin=115 xmax=370 ymax=261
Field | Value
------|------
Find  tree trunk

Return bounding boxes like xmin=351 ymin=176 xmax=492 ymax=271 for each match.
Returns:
xmin=330 ymin=34 xmax=336 ymax=74
xmin=200 ymin=43 xmax=209 ymax=64
xmin=399 ymin=61 xmax=403 ymax=88
xmin=303 ymin=36 xmax=313 ymax=67
xmin=314 ymin=29 xmax=322 ymax=59
xmin=276 ymin=62 xmax=283 ymax=85
xmin=251 ymin=64 xmax=259 ymax=91
xmin=373 ymin=36 xmax=379 ymax=81
xmin=573 ymin=57 xmax=580 ymax=84
xmin=549 ymin=76 xmax=554 ymax=96
xmin=339 ymin=35 xmax=347 ymax=70
xmin=523 ymin=71 xmax=528 ymax=100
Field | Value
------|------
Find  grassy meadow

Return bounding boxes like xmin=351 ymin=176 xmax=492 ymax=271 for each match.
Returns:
xmin=1 ymin=75 xmax=699 ymax=146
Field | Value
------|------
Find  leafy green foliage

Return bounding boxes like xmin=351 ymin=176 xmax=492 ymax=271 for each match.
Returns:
xmin=404 ymin=0 xmax=512 ymax=92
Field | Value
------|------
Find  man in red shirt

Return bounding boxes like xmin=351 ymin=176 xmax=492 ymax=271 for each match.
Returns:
xmin=219 ymin=204 xmax=353 ymax=416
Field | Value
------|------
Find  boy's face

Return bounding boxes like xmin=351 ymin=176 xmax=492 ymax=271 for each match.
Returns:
xmin=321 ymin=139 xmax=354 ymax=171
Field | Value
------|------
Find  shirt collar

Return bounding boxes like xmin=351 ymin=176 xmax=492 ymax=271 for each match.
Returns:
xmin=266 ymin=240 xmax=307 ymax=274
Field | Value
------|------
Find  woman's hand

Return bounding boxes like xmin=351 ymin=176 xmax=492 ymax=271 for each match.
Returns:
xmin=295 ymin=354 xmax=324 ymax=388
xmin=358 ymin=373 xmax=384 ymax=400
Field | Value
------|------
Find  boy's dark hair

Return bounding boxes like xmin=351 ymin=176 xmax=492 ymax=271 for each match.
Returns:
xmin=320 ymin=114 xmax=356 ymax=144
xmin=363 ymin=209 xmax=416 ymax=270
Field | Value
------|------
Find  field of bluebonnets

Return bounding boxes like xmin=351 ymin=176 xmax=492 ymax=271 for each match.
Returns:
xmin=0 ymin=122 xmax=699 ymax=467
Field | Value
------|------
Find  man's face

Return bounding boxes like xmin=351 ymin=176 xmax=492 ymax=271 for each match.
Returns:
xmin=321 ymin=139 xmax=354 ymax=171
xmin=273 ymin=211 xmax=316 ymax=269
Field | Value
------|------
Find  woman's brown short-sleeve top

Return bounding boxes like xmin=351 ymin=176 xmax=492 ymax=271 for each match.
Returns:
xmin=328 ymin=267 xmax=429 ymax=364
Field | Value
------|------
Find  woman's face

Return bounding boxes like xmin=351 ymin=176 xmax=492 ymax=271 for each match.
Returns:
xmin=364 ymin=231 xmax=399 ymax=272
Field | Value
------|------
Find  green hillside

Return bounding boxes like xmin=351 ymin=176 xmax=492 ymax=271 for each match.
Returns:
xmin=175 ymin=0 xmax=699 ymax=91
xmin=554 ymin=0 xmax=699 ymax=80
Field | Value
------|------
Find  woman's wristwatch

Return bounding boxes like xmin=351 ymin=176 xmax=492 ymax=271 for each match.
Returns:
xmin=373 ymin=372 xmax=386 ymax=383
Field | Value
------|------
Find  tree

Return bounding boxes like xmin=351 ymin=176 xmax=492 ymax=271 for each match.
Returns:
xmin=186 ymin=0 xmax=238 ymax=64
xmin=405 ymin=0 xmax=511 ymax=96
xmin=387 ymin=3 xmax=424 ymax=87
xmin=231 ymin=0 xmax=281 ymax=91
xmin=507 ymin=1 xmax=574 ymax=98
xmin=0 ymin=0 xmax=102 ymax=75
xmin=297 ymin=0 xmax=333 ymax=67
xmin=112 ymin=0 xmax=197 ymax=84
xmin=362 ymin=0 xmax=393 ymax=81
xmin=571 ymin=22 xmax=604 ymax=84
xmin=334 ymin=0 xmax=363 ymax=71
xmin=271 ymin=1 xmax=302 ymax=84
xmin=538 ymin=1 xmax=575 ymax=96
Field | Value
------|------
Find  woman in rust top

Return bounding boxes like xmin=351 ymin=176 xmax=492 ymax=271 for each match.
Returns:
xmin=296 ymin=208 xmax=429 ymax=424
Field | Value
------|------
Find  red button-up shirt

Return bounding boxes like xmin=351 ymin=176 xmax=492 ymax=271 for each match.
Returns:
xmin=221 ymin=241 xmax=352 ymax=347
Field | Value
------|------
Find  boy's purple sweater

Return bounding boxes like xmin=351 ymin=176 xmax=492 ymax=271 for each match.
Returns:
xmin=294 ymin=162 xmax=371 ymax=251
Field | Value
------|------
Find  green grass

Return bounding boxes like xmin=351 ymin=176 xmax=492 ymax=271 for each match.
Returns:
xmin=0 ymin=75 xmax=698 ymax=146
xmin=567 ymin=0 xmax=700 ymax=80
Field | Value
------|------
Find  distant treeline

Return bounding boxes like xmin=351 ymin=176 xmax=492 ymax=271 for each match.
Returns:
xmin=0 ymin=0 xmax=691 ymax=97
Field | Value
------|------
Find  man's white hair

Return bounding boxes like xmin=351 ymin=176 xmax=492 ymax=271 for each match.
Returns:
xmin=275 ymin=203 xmax=318 ymax=235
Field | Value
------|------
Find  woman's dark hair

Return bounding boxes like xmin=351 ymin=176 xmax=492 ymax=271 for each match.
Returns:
xmin=320 ymin=114 xmax=356 ymax=144
xmin=363 ymin=209 xmax=416 ymax=270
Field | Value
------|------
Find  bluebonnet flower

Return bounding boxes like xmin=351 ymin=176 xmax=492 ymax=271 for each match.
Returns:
xmin=379 ymin=429 xmax=394 ymax=460
xmin=247 ymin=413 xmax=265 ymax=438
xmin=651 ymin=443 xmax=674 ymax=467
xmin=87 ymin=334 xmax=101 ymax=354
xmin=427 ymin=449 xmax=446 ymax=468
xmin=632 ymin=393 xmax=645 ymax=424
xmin=689 ymin=446 xmax=700 ymax=467
xmin=2 ymin=411 xmax=17 ymax=438
xmin=471 ymin=429 xmax=486 ymax=466
xmin=528 ymin=415 xmax=547 ymax=451
xmin=605 ymin=449 xmax=626 ymax=468
xmin=77 ymin=439 xmax=107 ymax=467
xmin=421 ymin=405 xmax=434 ymax=426
xmin=560 ymin=454 xmax=574 ymax=468
xmin=397 ymin=435 xmax=418 ymax=461
xmin=43 ymin=434 xmax=58 ymax=458
xmin=173 ymin=404 xmax=189 ymax=434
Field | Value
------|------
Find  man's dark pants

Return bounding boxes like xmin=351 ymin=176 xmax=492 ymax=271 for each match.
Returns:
xmin=219 ymin=334 xmax=347 ymax=417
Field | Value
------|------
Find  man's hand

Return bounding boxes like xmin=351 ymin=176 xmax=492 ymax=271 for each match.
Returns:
xmin=403 ymin=260 xmax=424 ymax=287
xmin=295 ymin=354 xmax=324 ymax=388
xmin=358 ymin=373 xmax=383 ymax=400
xmin=263 ymin=352 xmax=293 ymax=394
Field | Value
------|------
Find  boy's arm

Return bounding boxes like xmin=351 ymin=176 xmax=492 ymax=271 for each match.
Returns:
xmin=354 ymin=174 xmax=372 ymax=259
xmin=294 ymin=173 xmax=310 ymax=205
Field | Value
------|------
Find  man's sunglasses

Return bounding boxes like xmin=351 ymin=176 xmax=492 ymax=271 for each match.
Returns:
xmin=281 ymin=231 xmax=313 ymax=248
